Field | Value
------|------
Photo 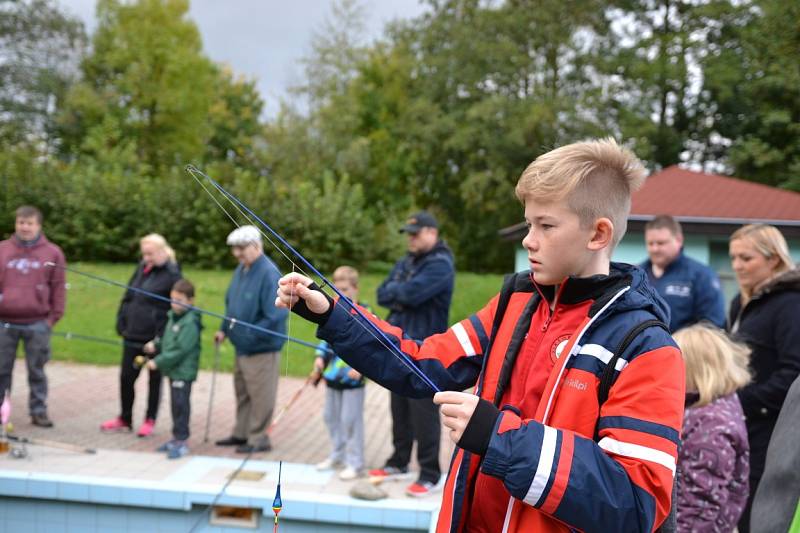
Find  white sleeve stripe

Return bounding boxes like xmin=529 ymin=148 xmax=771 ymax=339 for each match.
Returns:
xmin=598 ymin=437 xmax=676 ymax=475
xmin=578 ymin=343 xmax=629 ymax=372
xmin=577 ymin=343 xmax=614 ymax=364
xmin=451 ymin=322 xmax=477 ymax=357
xmin=523 ymin=426 xmax=558 ymax=506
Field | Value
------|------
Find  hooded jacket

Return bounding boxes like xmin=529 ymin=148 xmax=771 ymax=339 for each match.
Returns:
xmin=676 ymin=392 xmax=749 ymax=532
xmin=377 ymin=239 xmax=455 ymax=339
xmin=116 ymin=261 xmax=182 ymax=342
xmin=153 ymin=309 xmax=202 ymax=382
xmin=318 ymin=263 xmax=684 ymax=532
xmin=728 ymin=268 xmax=800 ymax=480
xmin=0 ymin=234 xmax=66 ymax=326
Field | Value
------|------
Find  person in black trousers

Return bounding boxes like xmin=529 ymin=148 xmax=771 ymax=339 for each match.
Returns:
xmin=371 ymin=211 xmax=455 ymax=497
xmin=727 ymin=224 xmax=800 ymax=533
xmin=101 ymin=233 xmax=181 ymax=437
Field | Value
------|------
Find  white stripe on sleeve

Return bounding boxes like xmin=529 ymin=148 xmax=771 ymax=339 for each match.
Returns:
xmin=523 ymin=425 xmax=558 ymax=506
xmin=598 ymin=437 xmax=676 ymax=475
xmin=578 ymin=343 xmax=614 ymax=364
xmin=451 ymin=322 xmax=477 ymax=357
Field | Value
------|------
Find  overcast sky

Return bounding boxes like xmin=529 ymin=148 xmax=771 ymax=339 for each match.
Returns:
xmin=57 ymin=0 xmax=428 ymax=116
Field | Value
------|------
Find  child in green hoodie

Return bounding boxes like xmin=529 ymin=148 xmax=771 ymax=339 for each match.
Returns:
xmin=144 ymin=279 xmax=202 ymax=459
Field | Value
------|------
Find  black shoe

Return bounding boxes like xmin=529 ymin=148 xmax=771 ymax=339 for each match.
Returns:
xmin=31 ymin=413 xmax=54 ymax=428
xmin=215 ymin=436 xmax=247 ymax=446
xmin=235 ymin=442 xmax=272 ymax=454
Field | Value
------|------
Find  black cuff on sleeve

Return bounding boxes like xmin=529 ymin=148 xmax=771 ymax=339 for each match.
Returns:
xmin=458 ymin=398 xmax=501 ymax=456
xmin=291 ymin=282 xmax=335 ymax=325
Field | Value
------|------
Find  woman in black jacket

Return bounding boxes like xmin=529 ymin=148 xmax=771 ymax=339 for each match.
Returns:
xmin=727 ymin=224 xmax=800 ymax=533
xmin=101 ymin=234 xmax=182 ymax=437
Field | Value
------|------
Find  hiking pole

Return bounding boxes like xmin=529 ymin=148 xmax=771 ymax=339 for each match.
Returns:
xmin=203 ymin=341 xmax=222 ymax=443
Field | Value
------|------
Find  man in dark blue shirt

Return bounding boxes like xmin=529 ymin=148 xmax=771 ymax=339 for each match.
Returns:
xmin=371 ymin=211 xmax=455 ymax=497
xmin=642 ymin=215 xmax=725 ymax=332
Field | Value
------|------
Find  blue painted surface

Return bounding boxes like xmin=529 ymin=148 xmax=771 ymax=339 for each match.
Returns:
xmin=0 ymin=460 xmax=436 ymax=532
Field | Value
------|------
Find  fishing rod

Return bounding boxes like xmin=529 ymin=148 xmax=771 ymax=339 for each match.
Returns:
xmin=44 ymin=263 xmax=333 ymax=355
xmin=1 ymin=321 xmax=144 ymax=349
xmin=267 ymin=373 xmax=321 ymax=436
xmin=186 ymin=165 xmax=441 ymax=394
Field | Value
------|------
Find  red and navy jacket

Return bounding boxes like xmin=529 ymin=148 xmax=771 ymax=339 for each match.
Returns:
xmin=317 ymin=263 xmax=684 ymax=532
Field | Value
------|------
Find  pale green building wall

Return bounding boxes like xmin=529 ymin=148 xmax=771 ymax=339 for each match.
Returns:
xmin=512 ymin=232 xmax=800 ymax=312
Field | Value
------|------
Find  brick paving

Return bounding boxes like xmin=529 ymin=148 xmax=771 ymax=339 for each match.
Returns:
xmin=5 ymin=359 xmax=455 ymax=476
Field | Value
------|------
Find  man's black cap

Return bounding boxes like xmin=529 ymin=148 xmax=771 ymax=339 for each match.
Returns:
xmin=399 ymin=211 xmax=438 ymax=234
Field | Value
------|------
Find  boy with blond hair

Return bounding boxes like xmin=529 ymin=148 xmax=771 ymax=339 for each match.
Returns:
xmin=313 ymin=266 xmax=367 ymax=481
xmin=277 ymin=138 xmax=684 ymax=532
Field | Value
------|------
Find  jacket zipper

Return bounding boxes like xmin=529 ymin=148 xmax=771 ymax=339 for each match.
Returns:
xmin=540 ymin=282 xmax=567 ymax=332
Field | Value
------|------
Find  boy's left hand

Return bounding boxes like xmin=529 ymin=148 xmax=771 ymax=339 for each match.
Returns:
xmin=146 ymin=360 xmax=157 ymax=371
xmin=347 ymin=369 xmax=361 ymax=380
xmin=434 ymin=391 xmax=480 ymax=444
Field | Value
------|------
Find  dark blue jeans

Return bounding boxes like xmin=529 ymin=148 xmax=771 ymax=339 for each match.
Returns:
xmin=170 ymin=379 xmax=192 ymax=441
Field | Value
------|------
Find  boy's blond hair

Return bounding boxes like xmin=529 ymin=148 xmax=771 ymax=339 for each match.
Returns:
xmin=730 ymin=224 xmax=794 ymax=301
xmin=332 ymin=265 xmax=359 ymax=288
xmin=515 ymin=138 xmax=647 ymax=248
xmin=673 ymin=324 xmax=751 ymax=408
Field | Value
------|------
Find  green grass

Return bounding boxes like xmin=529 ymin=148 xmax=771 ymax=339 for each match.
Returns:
xmin=53 ymin=263 xmax=504 ymax=377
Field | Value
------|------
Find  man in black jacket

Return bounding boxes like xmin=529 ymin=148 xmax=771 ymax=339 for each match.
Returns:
xmin=370 ymin=211 xmax=455 ymax=497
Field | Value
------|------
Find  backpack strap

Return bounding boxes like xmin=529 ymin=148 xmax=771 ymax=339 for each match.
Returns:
xmin=594 ymin=318 xmax=670 ymax=440
xmin=473 ymin=272 xmax=524 ymax=404
xmin=489 ymin=273 xmax=518 ymax=346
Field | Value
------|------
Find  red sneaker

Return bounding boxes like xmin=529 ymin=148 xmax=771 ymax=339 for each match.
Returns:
xmin=137 ymin=418 xmax=156 ymax=437
xmin=367 ymin=466 xmax=409 ymax=482
xmin=100 ymin=417 xmax=131 ymax=432
xmin=406 ymin=480 xmax=437 ymax=498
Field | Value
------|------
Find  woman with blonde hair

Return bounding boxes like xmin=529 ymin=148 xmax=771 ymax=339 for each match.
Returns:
xmin=673 ymin=324 xmax=750 ymax=532
xmin=727 ymin=223 xmax=800 ymax=532
xmin=101 ymin=234 xmax=181 ymax=437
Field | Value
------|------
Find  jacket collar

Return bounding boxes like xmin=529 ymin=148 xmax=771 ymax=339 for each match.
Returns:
xmin=409 ymin=239 xmax=453 ymax=262
xmin=752 ymin=267 xmax=800 ymax=299
xmin=524 ymin=262 xmax=671 ymax=323
xmin=12 ymin=233 xmax=48 ymax=249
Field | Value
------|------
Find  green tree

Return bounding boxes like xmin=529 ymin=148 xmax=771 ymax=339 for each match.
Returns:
xmin=0 ymin=0 xmax=86 ymax=150
xmin=58 ymin=0 xmax=217 ymax=174
xmin=312 ymin=0 xmax=612 ymax=270
xmin=701 ymin=0 xmax=800 ymax=189
xmin=205 ymin=66 xmax=264 ymax=167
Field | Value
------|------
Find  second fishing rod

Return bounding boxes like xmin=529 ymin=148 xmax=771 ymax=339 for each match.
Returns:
xmin=44 ymin=262 xmax=333 ymax=355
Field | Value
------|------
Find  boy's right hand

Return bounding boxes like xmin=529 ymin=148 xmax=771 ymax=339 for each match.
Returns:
xmin=143 ymin=341 xmax=156 ymax=354
xmin=275 ymin=273 xmax=334 ymax=324
xmin=213 ymin=331 xmax=225 ymax=345
xmin=313 ymin=356 xmax=325 ymax=374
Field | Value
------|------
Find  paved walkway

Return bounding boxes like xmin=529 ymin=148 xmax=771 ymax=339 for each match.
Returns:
xmin=6 ymin=360 xmax=455 ymax=477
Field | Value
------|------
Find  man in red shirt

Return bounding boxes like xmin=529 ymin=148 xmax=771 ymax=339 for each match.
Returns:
xmin=0 ymin=205 xmax=66 ymax=428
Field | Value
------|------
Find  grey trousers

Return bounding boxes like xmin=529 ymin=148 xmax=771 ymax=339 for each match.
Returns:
xmin=323 ymin=386 xmax=365 ymax=470
xmin=232 ymin=352 xmax=280 ymax=447
xmin=0 ymin=321 xmax=51 ymax=416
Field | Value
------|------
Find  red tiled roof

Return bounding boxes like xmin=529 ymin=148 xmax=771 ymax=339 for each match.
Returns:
xmin=632 ymin=165 xmax=800 ymax=222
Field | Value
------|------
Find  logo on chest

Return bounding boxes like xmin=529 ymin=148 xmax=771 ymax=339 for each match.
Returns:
xmin=550 ymin=334 xmax=571 ymax=363
xmin=664 ymin=283 xmax=691 ymax=298
xmin=7 ymin=258 xmax=42 ymax=275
